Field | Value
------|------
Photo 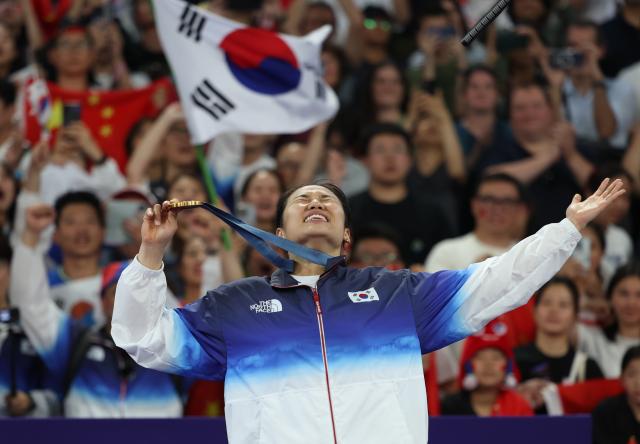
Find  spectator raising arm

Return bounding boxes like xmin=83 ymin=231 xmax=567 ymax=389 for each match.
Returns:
xmin=126 ymin=103 xmax=182 ymax=187
xmin=9 ymin=204 xmax=75 ymax=377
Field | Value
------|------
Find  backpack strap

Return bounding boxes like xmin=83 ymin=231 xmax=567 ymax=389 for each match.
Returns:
xmin=62 ymin=328 xmax=96 ymax=401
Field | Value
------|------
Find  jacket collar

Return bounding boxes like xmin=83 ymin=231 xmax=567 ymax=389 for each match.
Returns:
xmin=269 ymin=255 xmax=347 ymax=289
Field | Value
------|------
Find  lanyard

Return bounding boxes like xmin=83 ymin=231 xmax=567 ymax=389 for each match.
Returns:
xmin=170 ymin=201 xmax=335 ymax=272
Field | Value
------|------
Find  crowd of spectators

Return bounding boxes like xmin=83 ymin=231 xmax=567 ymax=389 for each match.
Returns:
xmin=0 ymin=0 xmax=639 ymax=440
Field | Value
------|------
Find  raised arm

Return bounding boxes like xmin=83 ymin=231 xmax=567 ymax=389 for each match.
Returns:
xmin=411 ymin=179 xmax=625 ymax=353
xmin=111 ymin=201 xmax=226 ymax=380
xmin=9 ymin=204 xmax=74 ymax=376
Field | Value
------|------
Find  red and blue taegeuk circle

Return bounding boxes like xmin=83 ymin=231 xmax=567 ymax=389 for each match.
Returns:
xmin=220 ymin=28 xmax=301 ymax=95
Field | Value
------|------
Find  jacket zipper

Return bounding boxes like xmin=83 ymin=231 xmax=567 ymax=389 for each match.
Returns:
xmin=312 ymin=287 xmax=338 ymax=444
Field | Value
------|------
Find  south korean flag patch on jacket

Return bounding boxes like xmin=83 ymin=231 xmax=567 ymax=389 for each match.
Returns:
xmin=348 ymin=288 xmax=380 ymax=303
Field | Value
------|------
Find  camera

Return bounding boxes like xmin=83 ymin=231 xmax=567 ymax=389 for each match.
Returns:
xmin=0 ymin=308 xmax=19 ymax=324
xmin=496 ymin=31 xmax=529 ymax=53
xmin=549 ymin=48 xmax=585 ymax=71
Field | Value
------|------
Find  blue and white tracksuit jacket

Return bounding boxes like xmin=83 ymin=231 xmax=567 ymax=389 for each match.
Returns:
xmin=10 ymin=243 xmax=183 ymax=418
xmin=112 ymin=219 xmax=581 ymax=443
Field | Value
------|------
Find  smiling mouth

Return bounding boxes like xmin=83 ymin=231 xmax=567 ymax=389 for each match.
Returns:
xmin=304 ymin=214 xmax=328 ymax=223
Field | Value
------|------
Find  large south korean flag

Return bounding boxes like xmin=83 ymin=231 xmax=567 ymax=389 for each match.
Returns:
xmin=153 ymin=0 xmax=339 ymax=145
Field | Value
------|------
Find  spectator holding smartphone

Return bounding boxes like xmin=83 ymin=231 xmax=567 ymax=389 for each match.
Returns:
xmin=544 ymin=21 xmax=638 ymax=153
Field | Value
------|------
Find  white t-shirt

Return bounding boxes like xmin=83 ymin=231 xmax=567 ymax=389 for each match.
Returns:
xmin=577 ymin=323 xmax=640 ymax=378
xmin=292 ymin=275 xmax=320 ymax=288
xmin=424 ymin=232 xmax=512 ymax=272
xmin=601 ymin=224 xmax=633 ymax=286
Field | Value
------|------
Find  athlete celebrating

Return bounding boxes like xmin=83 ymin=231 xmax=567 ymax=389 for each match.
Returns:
xmin=112 ymin=179 xmax=624 ymax=444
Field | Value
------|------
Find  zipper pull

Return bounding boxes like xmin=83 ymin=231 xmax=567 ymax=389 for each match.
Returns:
xmin=312 ymin=288 xmax=322 ymax=314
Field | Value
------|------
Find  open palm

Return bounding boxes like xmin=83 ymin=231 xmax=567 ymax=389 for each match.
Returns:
xmin=566 ymin=178 xmax=626 ymax=230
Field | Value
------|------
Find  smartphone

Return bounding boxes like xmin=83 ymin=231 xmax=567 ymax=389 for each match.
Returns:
xmin=63 ymin=103 xmax=82 ymax=126
xmin=496 ymin=31 xmax=530 ymax=53
xmin=549 ymin=48 xmax=585 ymax=71
xmin=0 ymin=308 xmax=18 ymax=324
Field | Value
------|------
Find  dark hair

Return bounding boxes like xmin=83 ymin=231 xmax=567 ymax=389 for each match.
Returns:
xmin=351 ymin=223 xmax=402 ymax=257
xmin=241 ymin=168 xmax=285 ymax=199
xmin=474 ymin=173 xmax=529 ymax=203
xmin=588 ymin=165 xmax=635 ymax=194
xmin=566 ymin=19 xmax=603 ymax=46
xmin=362 ymin=61 xmax=410 ymax=127
xmin=535 ymin=276 xmax=580 ymax=314
xmin=167 ymin=171 xmax=207 ymax=198
xmin=0 ymin=163 xmax=18 ymax=232
xmin=359 ymin=122 xmax=413 ymax=157
xmin=363 ymin=5 xmax=392 ymax=21
xmin=584 ymin=222 xmax=606 ymax=254
xmin=604 ymin=262 xmax=640 ymax=341
xmin=509 ymin=82 xmax=553 ymax=110
xmin=622 ymin=345 xmax=640 ymax=374
xmin=507 ymin=0 xmax=552 ymax=27
xmin=0 ymin=79 xmax=16 ymax=107
xmin=276 ymin=181 xmax=351 ymax=231
xmin=54 ymin=191 xmax=105 ymax=228
xmin=0 ymin=234 xmax=12 ymax=264
xmin=462 ymin=65 xmax=499 ymax=92
xmin=125 ymin=117 xmax=153 ymax=158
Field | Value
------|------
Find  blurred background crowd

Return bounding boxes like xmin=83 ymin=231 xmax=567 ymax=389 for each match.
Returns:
xmin=0 ymin=0 xmax=640 ymax=441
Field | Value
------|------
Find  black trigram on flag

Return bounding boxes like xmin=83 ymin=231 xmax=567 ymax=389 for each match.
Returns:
xmin=178 ymin=3 xmax=206 ymax=42
xmin=191 ymin=79 xmax=236 ymax=121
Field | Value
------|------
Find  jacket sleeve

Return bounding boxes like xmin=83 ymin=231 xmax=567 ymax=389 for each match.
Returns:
xmin=409 ymin=218 xmax=581 ymax=353
xmin=9 ymin=242 xmax=74 ymax=377
xmin=111 ymin=258 xmax=226 ymax=380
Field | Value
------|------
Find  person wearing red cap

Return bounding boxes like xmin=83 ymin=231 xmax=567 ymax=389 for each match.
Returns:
xmin=441 ymin=320 xmax=533 ymax=416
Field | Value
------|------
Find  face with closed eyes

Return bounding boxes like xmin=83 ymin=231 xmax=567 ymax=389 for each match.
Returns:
xmin=276 ymin=185 xmax=350 ymax=255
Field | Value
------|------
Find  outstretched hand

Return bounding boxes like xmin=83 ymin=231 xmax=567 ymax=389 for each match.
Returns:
xmin=566 ymin=178 xmax=625 ymax=230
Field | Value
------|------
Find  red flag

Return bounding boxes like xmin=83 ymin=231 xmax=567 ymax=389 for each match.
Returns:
xmin=24 ymin=78 xmax=176 ymax=172
xmin=557 ymin=378 xmax=623 ymax=414
xmin=30 ymin=0 xmax=73 ymax=40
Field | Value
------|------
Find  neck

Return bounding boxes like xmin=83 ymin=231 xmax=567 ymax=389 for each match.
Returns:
xmin=57 ymin=74 xmax=89 ymax=92
xmin=618 ymin=323 xmax=640 ymax=339
xmin=292 ymin=257 xmax=327 ymax=276
xmin=535 ymin=331 xmax=570 ymax=357
xmin=474 ymin=228 xmax=513 ymax=248
xmin=165 ymin=163 xmax=193 ymax=183
xmin=369 ymin=181 xmax=407 ymax=203
xmin=514 ymin=130 xmax=548 ymax=146
xmin=377 ymin=107 xmax=402 ymax=124
xmin=623 ymin=6 xmax=640 ymax=28
xmin=363 ymin=45 xmax=387 ymax=65
xmin=183 ymin=283 xmax=202 ymax=305
xmin=570 ymin=75 xmax=594 ymax=93
xmin=470 ymin=387 xmax=499 ymax=416
xmin=62 ymin=256 xmax=99 ymax=280
xmin=415 ymin=145 xmax=444 ymax=176
xmin=464 ymin=108 xmax=495 ymax=122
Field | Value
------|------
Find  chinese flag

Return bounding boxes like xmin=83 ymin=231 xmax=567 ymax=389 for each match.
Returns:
xmin=24 ymin=78 xmax=176 ymax=172
xmin=30 ymin=0 xmax=73 ymax=40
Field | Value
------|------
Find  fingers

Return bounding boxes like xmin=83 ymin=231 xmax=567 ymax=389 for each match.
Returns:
xmin=602 ymin=178 xmax=624 ymax=200
xmin=153 ymin=204 xmax=162 ymax=226
xmin=593 ymin=177 xmax=610 ymax=197
xmin=571 ymin=194 xmax=582 ymax=204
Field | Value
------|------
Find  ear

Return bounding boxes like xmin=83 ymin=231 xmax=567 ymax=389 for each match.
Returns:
xmin=275 ymin=227 xmax=285 ymax=238
xmin=343 ymin=228 xmax=351 ymax=245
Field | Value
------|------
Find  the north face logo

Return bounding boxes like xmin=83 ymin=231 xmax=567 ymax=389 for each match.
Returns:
xmin=250 ymin=299 xmax=283 ymax=313
xmin=347 ymin=288 xmax=380 ymax=303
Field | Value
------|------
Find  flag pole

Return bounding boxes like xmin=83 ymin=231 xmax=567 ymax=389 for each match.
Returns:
xmin=195 ymin=144 xmax=232 ymax=251
xmin=149 ymin=0 xmax=230 ymax=251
